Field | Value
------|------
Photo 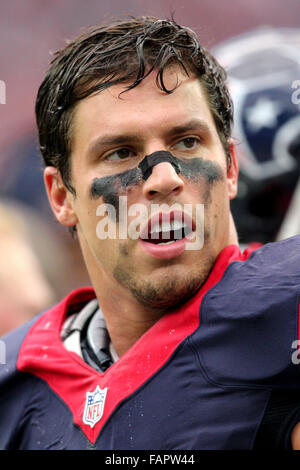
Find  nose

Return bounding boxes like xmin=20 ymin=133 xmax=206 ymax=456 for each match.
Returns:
xmin=142 ymin=161 xmax=184 ymax=200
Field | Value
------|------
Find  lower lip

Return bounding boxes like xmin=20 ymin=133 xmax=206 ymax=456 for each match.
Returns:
xmin=139 ymin=237 xmax=188 ymax=259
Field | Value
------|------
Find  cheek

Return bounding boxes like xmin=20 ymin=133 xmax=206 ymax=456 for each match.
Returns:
xmin=209 ymin=183 xmax=231 ymax=234
xmin=74 ymin=193 xmax=103 ymax=243
xmin=80 ymin=200 xmax=131 ymax=258
xmin=186 ymin=174 xmax=223 ymax=208
xmin=201 ymin=174 xmax=228 ymax=212
xmin=89 ymin=168 xmax=142 ymax=206
xmin=211 ymin=179 xmax=230 ymax=214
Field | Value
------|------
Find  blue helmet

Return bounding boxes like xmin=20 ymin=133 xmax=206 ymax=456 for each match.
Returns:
xmin=214 ymin=28 xmax=300 ymax=243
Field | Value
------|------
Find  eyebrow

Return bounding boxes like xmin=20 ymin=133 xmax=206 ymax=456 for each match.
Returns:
xmin=87 ymin=134 xmax=140 ymax=157
xmin=165 ymin=119 xmax=211 ymax=137
xmin=87 ymin=118 xmax=211 ymax=157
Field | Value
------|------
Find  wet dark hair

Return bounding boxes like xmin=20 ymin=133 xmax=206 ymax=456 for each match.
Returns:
xmin=35 ymin=16 xmax=233 ymax=195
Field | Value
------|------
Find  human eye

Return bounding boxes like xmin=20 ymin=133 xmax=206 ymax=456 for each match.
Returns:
xmin=104 ymin=148 xmax=135 ymax=161
xmin=172 ymin=137 xmax=201 ymax=152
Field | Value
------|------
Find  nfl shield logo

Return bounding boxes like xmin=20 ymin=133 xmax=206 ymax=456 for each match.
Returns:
xmin=83 ymin=385 xmax=108 ymax=428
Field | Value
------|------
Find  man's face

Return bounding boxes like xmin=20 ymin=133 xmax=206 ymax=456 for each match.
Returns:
xmin=51 ymin=67 xmax=238 ymax=310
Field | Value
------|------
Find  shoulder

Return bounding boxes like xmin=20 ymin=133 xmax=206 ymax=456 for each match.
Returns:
xmin=0 ymin=287 xmax=95 ymax=449
xmin=1 ymin=287 xmax=95 ymax=373
xmin=0 ymin=314 xmax=41 ymax=384
xmin=192 ymin=236 xmax=300 ymax=388
xmin=241 ymin=234 xmax=300 ymax=274
xmin=0 ymin=315 xmax=42 ymax=449
xmin=210 ymin=235 xmax=300 ymax=314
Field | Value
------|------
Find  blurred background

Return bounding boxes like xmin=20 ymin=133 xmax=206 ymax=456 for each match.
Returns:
xmin=0 ymin=0 xmax=299 ymax=334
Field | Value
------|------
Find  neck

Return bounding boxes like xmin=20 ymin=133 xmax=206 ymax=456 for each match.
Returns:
xmin=95 ymin=280 xmax=164 ymax=357
xmin=228 ymin=212 xmax=239 ymax=246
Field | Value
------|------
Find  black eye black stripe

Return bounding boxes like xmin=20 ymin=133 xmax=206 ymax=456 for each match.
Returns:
xmin=138 ymin=151 xmax=181 ymax=180
xmin=89 ymin=151 xmax=224 ymax=214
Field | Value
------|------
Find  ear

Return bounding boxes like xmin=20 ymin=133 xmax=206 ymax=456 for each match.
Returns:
xmin=44 ymin=167 xmax=78 ymax=227
xmin=226 ymin=140 xmax=239 ymax=200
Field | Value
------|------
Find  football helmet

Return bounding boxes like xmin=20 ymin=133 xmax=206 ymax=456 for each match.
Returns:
xmin=214 ymin=28 xmax=300 ymax=243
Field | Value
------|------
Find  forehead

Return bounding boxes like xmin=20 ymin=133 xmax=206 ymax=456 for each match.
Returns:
xmin=71 ymin=68 xmax=217 ymax=150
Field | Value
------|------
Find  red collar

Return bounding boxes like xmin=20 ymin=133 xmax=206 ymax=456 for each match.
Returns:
xmin=17 ymin=244 xmax=243 ymax=443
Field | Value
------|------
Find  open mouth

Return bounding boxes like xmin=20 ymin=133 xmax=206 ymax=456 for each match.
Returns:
xmin=139 ymin=210 xmax=195 ymax=256
xmin=141 ymin=218 xmax=193 ymax=245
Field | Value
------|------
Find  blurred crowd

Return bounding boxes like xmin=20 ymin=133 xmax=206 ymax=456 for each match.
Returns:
xmin=0 ymin=200 xmax=90 ymax=336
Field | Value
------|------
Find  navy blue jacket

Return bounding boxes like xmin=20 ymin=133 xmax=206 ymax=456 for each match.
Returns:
xmin=1 ymin=239 xmax=300 ymax=450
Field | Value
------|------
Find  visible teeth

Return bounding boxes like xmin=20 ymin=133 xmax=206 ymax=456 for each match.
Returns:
xmin=158 ymin=240 xmax=176 ymax=245
xmin=150 ymin=220 xmax=187 ymax=234
xmin=150 ymin=223 xmax=161 ymax=234
xmin=172 ymin=219 xmax=183 ymax=231
xmin=150 ymin=222 xmax=170 ymax=234
xmin=161 ymin=221 xmax=172 ymax=232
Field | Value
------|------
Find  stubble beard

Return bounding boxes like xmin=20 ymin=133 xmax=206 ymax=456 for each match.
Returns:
xmin=113 ymin=245 xmax=215 ymax=311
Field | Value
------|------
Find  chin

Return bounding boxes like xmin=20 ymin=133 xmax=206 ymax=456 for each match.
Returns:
xmin=114 ymin=259 xmax=215 ymax=311
xmin=132 ymin=277 xmax=203 ymax=310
